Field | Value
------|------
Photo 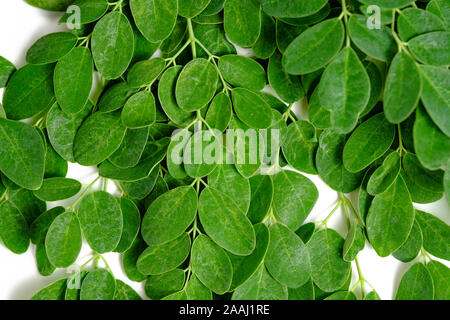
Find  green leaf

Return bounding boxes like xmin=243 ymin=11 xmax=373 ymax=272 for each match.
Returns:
xmin=2 ymin=64 xmax=55 ymax=120
xmin=393 ymin=220 xmax=422 ymax=263
xmin=185 ymin=274 xmax=213 ymax=300
xmin=247 ymin=175 xmax=273 ymax=224
xmin=348 ymin=15 xmax=396 ymax=62
xmin=73 ymin=111 xmax=127 ymax=166
xmin=367 ymin=151 xmax=401 ymax=195
xmin=78 ymin=191 xmax=123 ymax=253
xmin=419 ymin=65 xmax=450 ymax=137
xmin=99 ymin=138 xmax=169 ymax=182
xmin=282 ymin=120 xmax=318 ymax=174
xmin=80 ymin=269 xmax=116 ymax=300
xmin=268 ymin=51 xmax=304 ymax=103
xmin=364 ymin=291 xmax=381 ymax=300
xmin=358 ymin=0 xmax=414 ymax=9
xmin=402 ymin=153 xmax=444 ymax=204
xmin=137 ymin=233 xmax=190 ymax=275
xmin=91 ymin=12 xmax=134 ymax=79
xmin=307 ymin=229 xmax=351 ymax=292
xmin=265 ymin=223 xmax=310 ymax=288
xmin=397 ymin=8 xmax=446 ymax=42
xmin=343 ymin=221 xmax=365 ymax=262
xmin=30 ymin=206 xmax=65 ymax=244
xmin=183 ymin=130 xmax=220 ymax=178
xmin=426 ymin=261 xmax=450 ymax=300
xmin=160 ymin=17 xmax=187 ymax=54
xmin=262 ymin=0 xmax=328 ymax=18
xmin=0 ymin=201 xmax=30 ymax=254
xmin=324 ymin=291 xmax=357 ymax=300
xmin=228 ymin=223 xmax=269 ymax=290
xmin=308 ymin=87 xmax=331 ymax=130
xmin=114 ymin=198 xmax=141 ymax=253
xmin=178 ymin=0 xmax=211 ymax=18
xmin=127 ymin=58 xmax=166 ymax=88
xmin=36 ymin=239 xmax=55 ymax=276
xmin=208 ymin=164 xmax=250 ymax=214
xmin=191 ymin=234 xmax=233 ymax=294
xmin=316 ymin=129 xmax=363 ymax=193
xmin=26 ymin=0 xmax=73 ymax=11
xmin=232 ymin=264 xmax=288 ymax=300
xmin=108 ymin=127 xmax=150 ymax=168
xmin=224 ymin=0 xmax=261 ymax=47
xmin=396 ymin=263 xmax=434 ymax=300
xmin=343 ymin=113 xmax=395 ymax=173
xmin=276 ymin=21 xmax=306 ymax=55
xmin=296 ymin=223 xmax=316 ymax=244
xmin=272 ymin=170 xmax=318 ymax=231
xmin=114 ymin=280 xmax=142 ymax=300
xmin=141 ymin=186 xmax=197 ymax=246
xmin=194 ymin=24 xmax=236 ymax=58
xmin=46 ymin=101 xmax=92 ymax=162
xmin=288 ymin=278 xmax=314 ymax=300
xmin=121 ymin=91 xmax=156 ymax=129
xmin=44 ymin=142 xmax=68 ymax=179
xmin=282 ymin=18 xmax=345 ymax=75
xmin=205 ymin=93 xmax=232 ymax=132
xmin=414 ymin=106 xmax=450 ymax=172
xmin=366 ymin=176 xmax=415 ymax=257
xmin=121 ymin=166 xmax=159 ymax=200
xmin=60 ymin=0 xmax=108 ymax=24
xmin=45 ymin=211 xmax=82 ymax=268
xmin=318 ymin=47 xmax=370 ymax=133
xmin=427 ymin=0 xmax=450 ymax=29
xmin=122 ymin=236 xmax=147 ymax=282
xmin=416 ymin=210 xmax=450 ymax=261
xmin=362 ymin=62 xmax=383 ymax=117
xmin=98 ymin=82 xmax=138 ymax=113
xmin=176 ymin=58 xmax=218 ymax=112
xmin=33 ymin=178 xmax=81 ymax=201
xmin=218 ymin=55 xmax=266 ymax=91
xmin=199 ymin=187 xmax=255 ymax=255
xmin=31 ymin=278 xmax=67 ymax=300
xmin=253 ymin=13 xmax=277 ymax=60
xmin=130 ymin=0 xmax=177 ymax=42
xmin=0 ymin=56 xmax=15 ymax=88
xmin=8 ymin=188 xmax=46 ymax=224
xmin=158 ymin=66 xmax=195 ymax=126
xmin=26 ymin=32 xmax=77 ymax=65
xmin=446 ymin=165 xmax=450 ymax=206
xmin=54 ymin=46 xmax=93 ymax=114
xmin=409 ymin=31 xmax=450 ymax=66
xmin=232 ymin=88 xmax=273 ymax=129
xmin=0 ymin=119 xmax=45 ymax=190
xmin=384 ymin=52 xmax=422 ymax=123
xmin=145 ymin=269 xmax=185 ymax=300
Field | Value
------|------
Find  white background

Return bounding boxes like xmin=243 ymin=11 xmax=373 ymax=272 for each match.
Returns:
xmin=0 ymin=0 xmax=449 ymax=300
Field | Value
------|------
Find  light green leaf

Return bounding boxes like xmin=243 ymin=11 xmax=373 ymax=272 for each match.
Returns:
xmin=176 ymin=58 xmax=218 ymax=112
xmin=45 ymin=211 xmax=82 ymax=268
xmin=343 ymin=113 xmax=395 ymax=173
xmin=218 ymin=55 xmax=266 ymax=91
xmin=77 ymin=191 xmax=123 ymax=253
xmin=367 ymin=151 xmax=401 ymax=195
xmin=31 ymin=278 xmax=67 ymax=300
xmin=272 ymin=170 xmax=318 ymax=231
xmin=393 ymin=220 xmax=422 ymax=263
xmin=80 ymin=269 xmax=116 ymax=300
xmin=0 ymin=118 xmax=45 ymax=190
xmin=141 ymin=186 xmax=197 ymax=246
xmin=224 ymin=0 xmax=261 ymax=47
xmin=114 ymin=280 xmax=142 ymax=300
xmin=137 ymin=232 xmax=190 ymax=275
xmin=397 ymin=8 xmax=445 ymax=42
xmin=384 ymin=52 xmax=422 ymax=123
xmin=199 ymin=187 xmax=255 ymax=255
xmin=265 ymin=223 xmax=310 ymax=288
xmin=409 ymin=31 xmax=450 ymax=66
xmin=366 ymin=176 xmax=415 ymax=257
xmin=191 ymin=234 xmax=233 ymax=294
xmin=91 ymin=12 xmax=134 ymax=79
xmin=33 ymin=178 xmax=81 ymax=201
xmin=54 ymin=46 xmax=93 ymax=114
xmin=307 ymin=229 xmax=351 ymax=292
xmin=415 ymin=210 xmax=450 ymax=261
xmin=73 ymin=111 xmax=127 ymax=166
xmin=395 ymin=263 xmax=434 ymax=300
xmin=282 ymin=18 xmax=344 ymax=75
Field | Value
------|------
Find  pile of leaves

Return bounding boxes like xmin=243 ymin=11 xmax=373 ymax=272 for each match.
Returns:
xmin=0 ymin=0 xmax=449 ymax=300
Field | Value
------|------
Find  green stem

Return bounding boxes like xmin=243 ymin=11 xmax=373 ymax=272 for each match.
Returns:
xmin=187 ymin=19 xmax=197 ymax=59
xmin=68 ymin=176 xmax=101 ymax=211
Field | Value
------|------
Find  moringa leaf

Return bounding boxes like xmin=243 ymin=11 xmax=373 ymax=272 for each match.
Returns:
xmin=80 ymin=269 xmax=116 ymax=300
xmin=145 ymin=269 xmax=185 ymax=300
xmin=33 ymin=178 xmax=81 ymax=202
xmin=45 ymin=211 xmax=82 ymax=268
xmin=366 ymin=176 xmax=415 ymax=257
xmin=393 ymin=220 xmax=422 ymax=263
xmin=114 ymin=198 xmax=141 ymax=253
xmin=343 ymin=221 xmax=365 ymax=262
xmin=232 ymin=88 xmax=273 ymax=129
xmin=367 ymin=151 xmax=401 ymax=196
xmin=127 ymin=58 xmax=166 ymax=88
xmin=395 ymin=263 xmax=434 ymax=300
xmin=198 ymin=187 xmax=255 ymax=255
xmin=426 ymin=261 xmax=450 ymax=300
xmin=262 ymin=0 xmax=328 ymax=18
xmin=77 ymin=191 xmax=123 ymax=253
xmin=224 ymin=0 xmax=261 ymax=48
xmin=26 ymin=32 xmax=77 ymax=65
xmin=397 ymin=8 xmax=445 ymax=42
xmin=91 ymin=12 xmax=134 ymax=79
xmin=0 ymin=201 xmax=30 ymax=254
xmin=415 ymin=210 xmax=450 ymax=261
xmin=409 ymin=31 xmax=450 ymax=67
xmin=121 ymin=91 xmax=156 ymax=129
xmin=0 ymin=118 xmax=45 ymax=190
xmin=247 ymin=175 xmax=273 ymax=224
xmin=218 ymin=55 xmax=266 ymax=91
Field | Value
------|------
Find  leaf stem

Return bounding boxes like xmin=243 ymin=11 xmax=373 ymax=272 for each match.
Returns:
xmin=187 ymin=19 xmax=197 ymax=59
